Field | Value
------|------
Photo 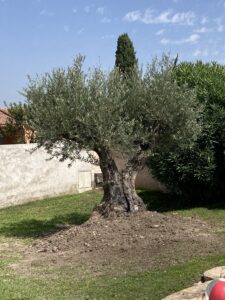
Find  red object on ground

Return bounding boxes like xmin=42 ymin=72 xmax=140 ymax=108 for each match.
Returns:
xmin=208 ymin=279 xmax=225 ymax=300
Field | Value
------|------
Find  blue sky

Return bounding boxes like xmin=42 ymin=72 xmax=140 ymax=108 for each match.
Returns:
xmin=1 ymin=0 xmax=225 ymax=106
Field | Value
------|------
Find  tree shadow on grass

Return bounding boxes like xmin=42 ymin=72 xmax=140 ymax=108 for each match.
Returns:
xmin=3 ymin=190 xmax=225 ymax=239
xmin=0 ymin=212 xmax=90 ymax=239
xmin=138 ymin=189 xmax=225 ymax=213
xmin=138 ymin=190 xmax=181 ymax=212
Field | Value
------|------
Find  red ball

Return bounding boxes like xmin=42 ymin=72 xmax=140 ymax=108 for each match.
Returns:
xmin=209 ymin=279 xmax=225 ymax=300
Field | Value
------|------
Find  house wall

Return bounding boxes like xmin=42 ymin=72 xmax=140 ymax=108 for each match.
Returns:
xmin=0 ymin=144 xmax=101 ymax=209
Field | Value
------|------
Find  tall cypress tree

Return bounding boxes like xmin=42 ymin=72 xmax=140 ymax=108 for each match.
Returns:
xmin=115 ymin=33 xmax=137 ymax=76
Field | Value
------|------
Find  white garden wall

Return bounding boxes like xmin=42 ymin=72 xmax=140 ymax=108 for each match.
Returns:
xmin=0 ymin=144 xmax=101 ymax=208
xmin=0 ymin=144 xmax=165 ymax=209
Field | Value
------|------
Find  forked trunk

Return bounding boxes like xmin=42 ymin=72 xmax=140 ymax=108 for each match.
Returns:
xmin=96 ymin=149 xmax=128 ymax=216
xmin=96 ymin=148 xmax=147 ymax=217
xmin=122 ymin=150 xmax=149 ymax=212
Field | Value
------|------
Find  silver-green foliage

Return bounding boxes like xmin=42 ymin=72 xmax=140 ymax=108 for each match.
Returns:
xmin=23 ymin=55 xmax=201 ymax=165
xmin=125 ymin=56 xmax=202 ymax=155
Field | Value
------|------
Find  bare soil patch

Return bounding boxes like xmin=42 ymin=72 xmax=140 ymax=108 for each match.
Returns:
xmin=12 ymin=211 xmax=223 ymax=277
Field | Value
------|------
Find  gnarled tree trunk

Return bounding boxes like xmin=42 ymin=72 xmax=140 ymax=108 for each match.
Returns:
xmin=122 ymin=150 xmax=149 ymax=212
xmin=96 ymin=148 xmax=148 ymax=217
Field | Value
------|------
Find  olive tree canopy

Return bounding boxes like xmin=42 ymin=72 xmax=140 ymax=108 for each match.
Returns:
xmin=23 ymin=55 xmax=201 ymax=217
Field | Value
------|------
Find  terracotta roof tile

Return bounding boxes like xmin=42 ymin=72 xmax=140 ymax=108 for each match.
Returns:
xmin=0 ymin=108 xmax=11 ymax=126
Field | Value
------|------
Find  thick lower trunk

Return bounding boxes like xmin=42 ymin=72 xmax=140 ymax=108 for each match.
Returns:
xmin=96 ymin=148 xmax=147 ymax=217
xmin=96 ymin=149 xmax=128 ymax=217
xmin=122 ymin=150 xmax=149 ymax=212
xmin=122 ymin=170 xmax=145 ymax=212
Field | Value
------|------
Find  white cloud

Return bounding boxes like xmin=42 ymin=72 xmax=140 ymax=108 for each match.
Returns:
xmin=215 ymin=18 xmax=225 ymax=32
xmin=101 ymin=17 xmax=111 ymax=23
xmin=97 ymin=7 xmax=104 ymax=15
xmin=124 ymin=9 xmax=195 ymax=26
xmin=193 ymin=49 xmax=208 ymax=57
xmin=161 ymin=34 xmax=199 ymax=45
xmin=218 ymin=24 xmax=224 ymax=32
xmin=77 ymin=28 xmax=84 ymax=35
xmin=156 ymin=29 xmax=165 ymax=35
xmin=101 ymin=34 xmax=115 ymax=40
xmin=64 ymin=25 xmax=69 ymax=33
xmin=201 ymin=16 xmax=208 ymax=25
xmin=72 ymin=8 xmax=77 ymax=13
xmin=84 ymin=5 xmax=90 ymax=13
xmin=194 ymin=26 xmax=212 ymax=33
xmin=161 ymin=38 xmax=170 ymax=45
xmin=193 ymin=49 xmax=201 ymax=56
xmin=179 ymin=33 xmax=200 ymax=43
xmin=40 ymin=9 xmax=55 ymax=17
xmin=124 ymin=10 xmax=141 ymax=22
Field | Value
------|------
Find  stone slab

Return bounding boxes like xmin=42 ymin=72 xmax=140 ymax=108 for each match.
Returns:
xmin=162 ymin=281 xmax=210 ymax=300
xmin=203 ymin=266 xmax=225 ymax=282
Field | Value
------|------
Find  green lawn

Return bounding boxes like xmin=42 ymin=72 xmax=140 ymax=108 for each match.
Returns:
xmin=139 ymin=189 xmax=225 ymax=230
xmin=0 ymin=190 xmax=101 ymax=240
xmin=0 ymin=190 xmax=225 ymax=299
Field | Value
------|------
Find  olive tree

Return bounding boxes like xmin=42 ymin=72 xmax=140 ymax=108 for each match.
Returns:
xmin=23 ymin=55 xmax=201 ymax=217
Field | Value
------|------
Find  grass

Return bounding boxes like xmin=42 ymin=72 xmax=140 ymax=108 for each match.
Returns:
xmin=0 ymin=190 xmax=101 ymax=240
xmin=73 ymin=255 xmax=225 ymax=300
xmin=1 ymin=252 xmax=225 ymax=299
xmin=0 ymin=189 xmax=225 ymax=299
xmin=139 ymin=189 xmax=225 ymax=228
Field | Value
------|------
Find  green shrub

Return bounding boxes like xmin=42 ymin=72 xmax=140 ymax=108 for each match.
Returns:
xmin=148 ymin=61 xmax=225 ymax=202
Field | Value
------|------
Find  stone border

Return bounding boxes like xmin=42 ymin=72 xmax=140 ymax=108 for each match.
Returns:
xmin=162 ymin=266 xmax=225 ymax=300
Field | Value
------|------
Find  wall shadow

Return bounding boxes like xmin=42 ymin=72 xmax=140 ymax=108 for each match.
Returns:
xmin=0 ymin=212 xmax=90 ymax=239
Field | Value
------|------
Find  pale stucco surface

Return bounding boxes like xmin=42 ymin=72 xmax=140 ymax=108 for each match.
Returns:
xmin=0 ymin=144 xmax=165 ymax=209
xmin=113 ymin=152 xmax=166 ymax=191
xmin=0 ymin=144 xmax=101 ymax=208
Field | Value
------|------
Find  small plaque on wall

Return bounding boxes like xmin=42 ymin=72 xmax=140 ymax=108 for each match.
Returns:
xmin=78 ymin=171 xmax=92 ymax=189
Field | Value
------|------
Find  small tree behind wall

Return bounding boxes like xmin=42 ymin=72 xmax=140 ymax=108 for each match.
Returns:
xmin=2 ymin=102 xmax=34 ymax=144
xmin=23 ymin=55 xmax=201 ymax=217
